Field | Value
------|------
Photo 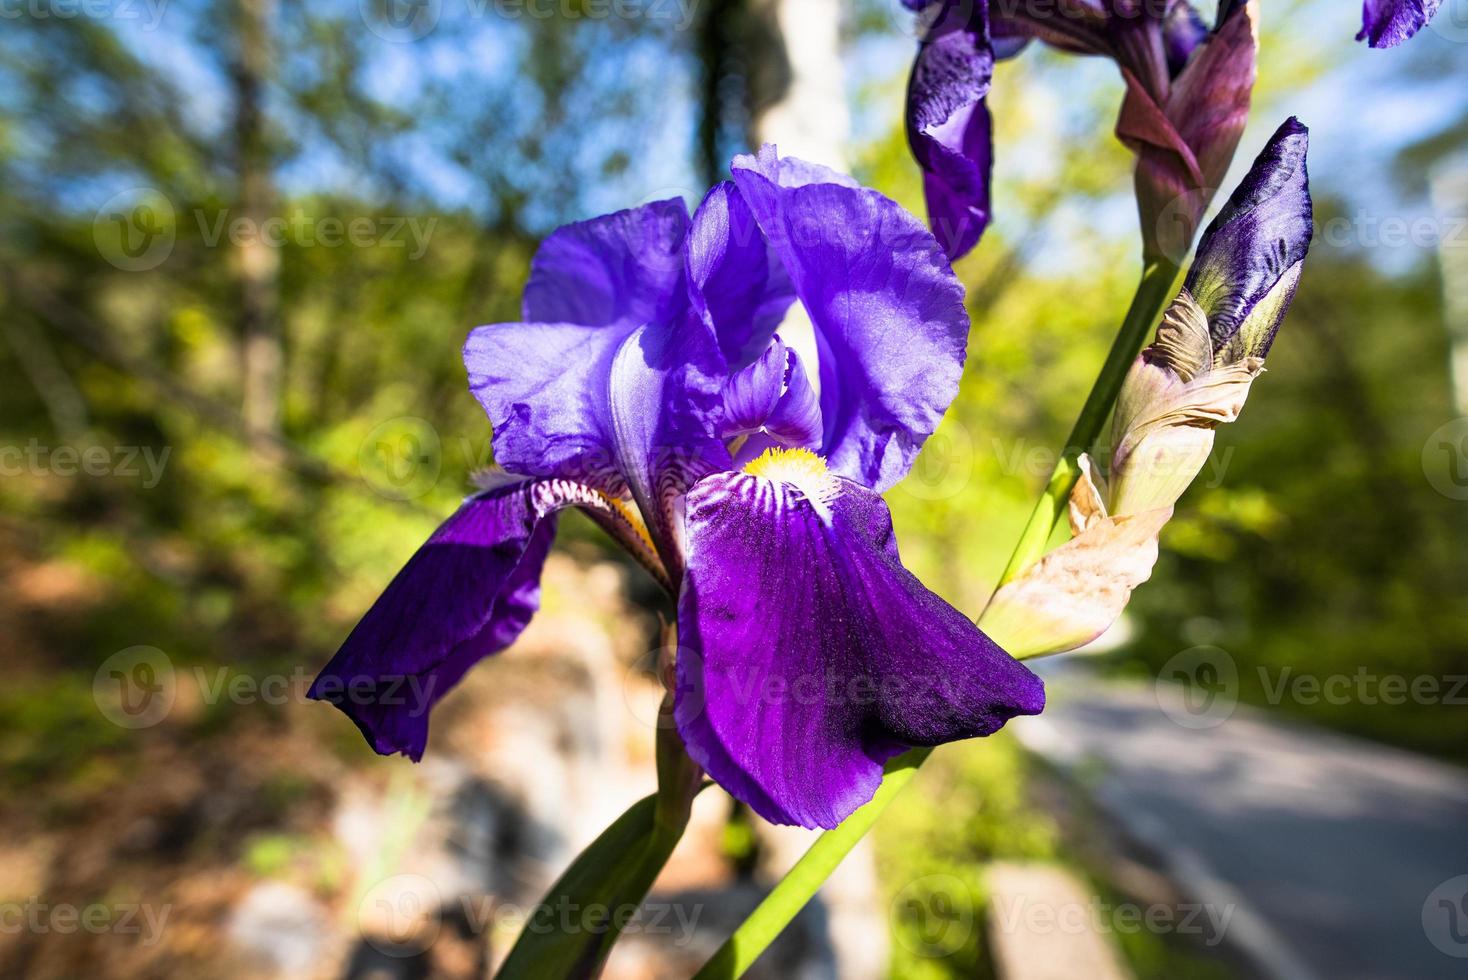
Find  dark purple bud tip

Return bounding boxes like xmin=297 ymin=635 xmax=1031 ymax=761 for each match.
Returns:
xmin=1185 ymin=117 xmax=1313 ymax=362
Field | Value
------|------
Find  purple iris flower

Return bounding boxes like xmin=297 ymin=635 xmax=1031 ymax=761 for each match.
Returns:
xmin=905 ymin=0 xmax=1256 ymax=261
xmin=1358 ymin=0 xmax=1444 ymax=47
xmin=309 ymin=146 xmax=1044 ymax=830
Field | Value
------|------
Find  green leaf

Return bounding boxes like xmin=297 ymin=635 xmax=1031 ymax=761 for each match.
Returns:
xmin=498 ymin=686 xmax=704 ymax=979
xmin=495 ymin=790 xmax=683 ymax=979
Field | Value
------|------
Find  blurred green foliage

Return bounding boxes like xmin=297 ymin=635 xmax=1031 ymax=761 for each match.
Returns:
xmin=0 ymin=4 xmax=1465 ymax=978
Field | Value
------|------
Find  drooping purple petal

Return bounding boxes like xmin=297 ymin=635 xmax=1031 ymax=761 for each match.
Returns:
xmin=675 ymin=467 xmax=1044 ymax=829
xmin=686 ymin=182 xmax=795 ymax=371
xmin=309 ymin=477 xmax=602 ymax=760
xmin=905 ymin=8 xmax=995 ymax=259
xmin=1185 ymin=117 xmax=1312 ymax=359
xmin=729 ymin=146 xmax=971 ymax=493
xmin=522 ymin=199 xmax=689 ymax=328
xmin=1358 ymin=0 xmax=1443 ymax=47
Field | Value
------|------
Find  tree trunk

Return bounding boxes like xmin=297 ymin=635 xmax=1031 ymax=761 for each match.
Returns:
xmin=749 ymin=0 xmax=850 ymax=171
xmin=233 ymin=0 xmax=282 ymax=438
xmin=1432 ymin=163 xmax=1468 ymax=415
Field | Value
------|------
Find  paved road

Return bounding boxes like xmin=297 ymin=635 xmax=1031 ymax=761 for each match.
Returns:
xmin=1016 ymin=660 xmax=1468 ymax=980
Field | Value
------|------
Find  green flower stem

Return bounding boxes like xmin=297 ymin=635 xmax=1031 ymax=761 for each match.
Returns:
xmin=688 ymin=258 xmax=1182 ymax=980
xmin=691 ymin=749 xmax=931 ymax=980
xmin=496 ymin=627 xmax=702 ymax=979
xmin=994 ymin=258 xmax=1179 ymax=587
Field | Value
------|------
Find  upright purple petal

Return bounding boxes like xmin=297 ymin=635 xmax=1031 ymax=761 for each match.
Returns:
xmin=1358 ymin=0 xmax=1443 ymax=47
xmin=720 ymin=336 xmax=823 ymax=451
xmin=675 ymin=464 xmax=1044 ymax=828
xmin=686 ymin=182 xmax=795 ymax=371
xmin=309 ymin=477 xmax=605 ymax=760
xmin=763 ymin=346 xmax=823 ymax=450
xmin=464 ymin=319 xmax=629 ymax=486
xmin=522 ymin=199 xmax=689 ymax=328
xmin=607 ymin=310 xmax=732 ymax=573
xmin=729 ymin=147 xmax=971 ymax=493
xmin=1185 ymin=117 xmax=1312 ymax=359
xmin=905 ymin=8 xmax=995 ymax=259
xmin=720 ymin=337 xmax=786 ymax=439
xmin=466 ymin=200 xmax=693 ymax=486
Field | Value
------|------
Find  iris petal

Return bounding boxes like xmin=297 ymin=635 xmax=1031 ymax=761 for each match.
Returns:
xmin=687 ymin=182 xmax=796 ymax=371
xmin=1162 ymin=0 xmax=1209 ymax=76
xmin=308 ymin=476 xmax=608 ymax=760
xmin=464 ymin=319 xmax=629 ymax=486
xmin=608 ymin=311 xmax=732 ymax=573
xmin=1358 ymin=0 xmax=1442 ymax=47
xmin=905 ymin=9 xmax=995 ymax=259
xmin=720 ymin=338 xmax=787 ymax=439
xmin=1185 ymin=117 xmax=1312 ymax=359
xmin=675 ymin=469 xmax=1044 ymax=828
xmin=522 ymin=198 xmax=689 ymax=328
xmin=764 ymin=345 xmax=823 ymax=450
xmin=466 ymin=199 xmax=693 ymax=486
xmin=720 ymin=337 xmax=823 ymax=452
xmin=729 ymin=146 xmax=970 ymax=493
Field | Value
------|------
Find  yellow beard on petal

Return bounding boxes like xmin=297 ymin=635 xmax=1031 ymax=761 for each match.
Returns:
xmin=742 ymin=447 xmax=839 ymax=518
